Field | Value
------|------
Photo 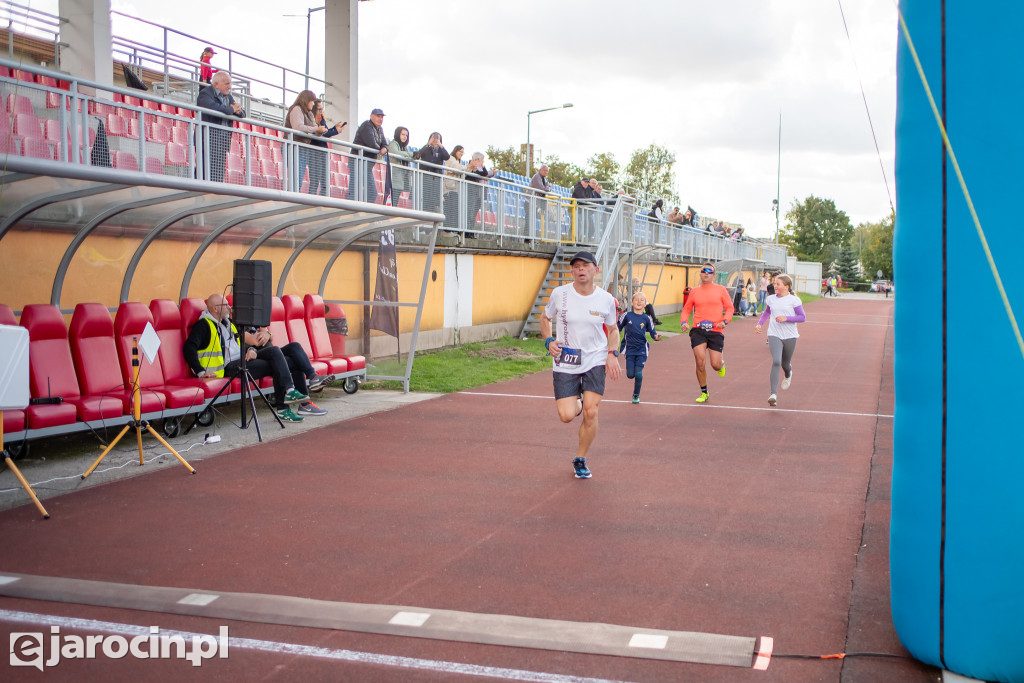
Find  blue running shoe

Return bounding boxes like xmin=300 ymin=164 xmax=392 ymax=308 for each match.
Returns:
xmin=573 ymin=457 xmax=592 ymax=479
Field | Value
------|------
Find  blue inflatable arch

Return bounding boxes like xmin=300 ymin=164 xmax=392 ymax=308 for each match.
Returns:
xmin=892 ymin=2 xmax=1024 ymax=682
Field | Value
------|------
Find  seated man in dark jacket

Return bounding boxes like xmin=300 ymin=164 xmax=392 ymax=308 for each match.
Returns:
xmin=183 ymin=293 xmax=316 ymax=422
xmin=195 ymin=72 xmax=245 ymax=183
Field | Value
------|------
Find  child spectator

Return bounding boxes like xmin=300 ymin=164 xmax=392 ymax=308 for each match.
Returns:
xmin=199 ymin=47 xmax=216 ymax=84
xmin=617 ymin=291 xmax=662 ymax=404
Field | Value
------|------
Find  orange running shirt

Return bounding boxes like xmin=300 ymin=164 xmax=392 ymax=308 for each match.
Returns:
xmin=680 ymin=283 xmax=735 ymax=330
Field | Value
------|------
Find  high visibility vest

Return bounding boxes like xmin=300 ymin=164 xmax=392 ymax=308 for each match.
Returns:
xmin=197 ymin=317 xmax=237 ymax=378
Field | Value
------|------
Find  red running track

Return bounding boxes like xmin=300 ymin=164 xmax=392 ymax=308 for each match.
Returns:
xmin=0 ymin=296 xmax=938 ymax=682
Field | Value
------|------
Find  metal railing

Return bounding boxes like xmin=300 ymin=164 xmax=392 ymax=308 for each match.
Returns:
xmin=0 ymin=0 xmax=65 ymax=68
xmin=0 ymin=59 xmax=787 ymax=269
xmin=109 ymin=11 xmax=329 ymax=119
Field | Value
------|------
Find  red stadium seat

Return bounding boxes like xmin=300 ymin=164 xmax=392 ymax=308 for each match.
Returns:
xmin=113 ymin=303 xmax=205 ymax=410
xmin=20 ymin=304 xmax=122 ymax=423
xmin=21 ymin=137 xmax=54 ymax=160
xmin=12 ymin=113 xmax=42 ymax=139
xmin=225 ymin=153 xmax=244 ymax=185
xmin=0 ymin=303 xmax=16 ymax=324
xmin=165 ymin=141 xmax=189 ymax=167
xmin=6 ymin=93 xmax=35 ymax=116
xmin=69 ymin=303 xmax=162 ymax=415
xmin=112 ymin=150 xmax=139 ymax=171
xmin=280 ymin=295 xmax=329 ymax=374
xmin=303 ymin=294 xmax=355 ymax=373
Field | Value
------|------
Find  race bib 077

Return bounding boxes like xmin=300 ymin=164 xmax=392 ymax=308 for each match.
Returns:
xmin=556 ymin=347 xmax=582 ymax=367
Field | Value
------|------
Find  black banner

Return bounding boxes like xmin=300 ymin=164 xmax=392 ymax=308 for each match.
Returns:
xmin=369 ymin=157 xmax=399 ymax=337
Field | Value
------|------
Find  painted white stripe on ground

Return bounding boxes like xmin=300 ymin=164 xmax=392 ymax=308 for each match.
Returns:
xmin=178 ymin=593 xmax=220 ymax=606
xmin=0 ymin=576 xmax=20 ymax=586
xmin=389 ymin=611 xmax=431 ymax=627
xmin=459 ymin=392 xmax=893 ymax=419
xmin=628 ymin=633 xmax=668 ymax=649
xmin=0 ymin=609 xmax=633 ymax=683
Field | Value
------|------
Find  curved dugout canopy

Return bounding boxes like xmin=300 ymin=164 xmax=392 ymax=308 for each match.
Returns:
xmin=0 ymin=156 xmax=443 ymax=310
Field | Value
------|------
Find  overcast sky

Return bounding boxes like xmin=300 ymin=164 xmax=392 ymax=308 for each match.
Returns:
xmin=88 ymin=0 xmax=898 ymax=238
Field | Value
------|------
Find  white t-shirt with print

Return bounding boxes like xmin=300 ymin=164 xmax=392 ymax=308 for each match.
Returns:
xmin=544 ymin=283 xmax=617 ymax=375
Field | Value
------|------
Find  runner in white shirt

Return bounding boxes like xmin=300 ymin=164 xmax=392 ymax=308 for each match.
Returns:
xmin=540 ymin=250 xmax=621 ymax=479
xmin=754 ymin=273 xmax=806 ymax=407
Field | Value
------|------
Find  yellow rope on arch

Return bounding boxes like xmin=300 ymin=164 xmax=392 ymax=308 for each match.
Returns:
xmin=897 ymin=8 xmax=1024 ymax=361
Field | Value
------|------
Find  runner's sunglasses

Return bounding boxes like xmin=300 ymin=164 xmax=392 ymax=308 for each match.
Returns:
xmin=700 ymin=267 xmax=715 ymax=274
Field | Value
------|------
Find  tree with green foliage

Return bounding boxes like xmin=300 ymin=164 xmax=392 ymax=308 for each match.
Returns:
xmin=779 ymin=195 xmax=854 ymax=267
xmin=485 ymin=145 xmax=524 ymax=175
xmin=586 ymin=152 xmax=620 ymax=186
xmin=622 ymin=144 xmax=678 ymax=205
xmin=859 ymin=213 xmax=894 ymax=280
xmin=836 ymin=243 xmax=860 ymax=283
xmin=541 ymin=154 xmax=585 ymax=189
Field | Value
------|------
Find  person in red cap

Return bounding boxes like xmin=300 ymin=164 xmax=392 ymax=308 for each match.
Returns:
xmin=540 ymin=250 xmax=621 ymax=479
xmin=199 ymin=46 xmax=216 ymax=84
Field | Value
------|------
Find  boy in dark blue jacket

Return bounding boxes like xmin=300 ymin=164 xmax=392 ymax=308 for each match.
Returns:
xmin=617 ymin=292 xmax=662 ymax=403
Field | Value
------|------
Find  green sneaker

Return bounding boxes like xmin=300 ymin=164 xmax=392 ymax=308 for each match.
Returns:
xmin=632 ymin=395 xmax=640 ymax=404
xmin=283 ymin=388 xmax=309 ymax=404
xmin=717 ymin=365 xmax=726 ymax=378
xmin=277 ymin=406 xmax=304 ymax=423
xmin=696 ymin=391 xmax=710 ymax=403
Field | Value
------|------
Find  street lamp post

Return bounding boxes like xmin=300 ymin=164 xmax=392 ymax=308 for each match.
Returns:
xmin=525 ymin=103 xmax=573 ymax=176
xmin=285 ymin=6 xmax=326 ymax=91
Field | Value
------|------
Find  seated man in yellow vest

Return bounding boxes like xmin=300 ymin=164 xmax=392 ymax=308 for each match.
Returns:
xmin=183 ymin=293 xmax=309 ymax=423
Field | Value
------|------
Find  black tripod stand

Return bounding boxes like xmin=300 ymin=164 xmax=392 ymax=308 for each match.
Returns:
xmin=184 ymin=341 xmax=284 ymax=442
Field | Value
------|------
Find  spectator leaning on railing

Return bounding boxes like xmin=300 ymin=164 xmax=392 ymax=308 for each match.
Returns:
xmin=285 ymin=90 xmax=327 ymax=195
xmin=388 ymin=126 xmax=414 ymax=202
xmin=350 ymin=108 xmax=389 ymax=203
xmin=414 ymin=132 xmax=449 ymax=213
xmin=195 ymin=71 xmax=245 ymax=183
xmin=308 ymin=99 xmax=346 ymax=196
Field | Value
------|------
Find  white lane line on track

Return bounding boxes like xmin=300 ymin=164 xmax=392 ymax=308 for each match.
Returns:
xmin=804 ymin=320 xmax=890 ymax=326
xmin=0 ymin=609 xmax=634 ymax=683
xmin=459 ymin=392 xmax=893 ymax=419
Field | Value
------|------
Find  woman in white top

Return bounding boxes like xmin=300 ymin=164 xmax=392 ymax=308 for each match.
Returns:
xmin=755 ymin=273 xmax=806 ymax=406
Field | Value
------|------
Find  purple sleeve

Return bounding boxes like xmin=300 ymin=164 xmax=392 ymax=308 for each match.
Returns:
xmin=786 ymin=306 xmax=806 ymax=323
xmin=758 ymin=304 xmax=771 ymax=327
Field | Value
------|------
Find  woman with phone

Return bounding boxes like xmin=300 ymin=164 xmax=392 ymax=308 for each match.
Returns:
xmin=308 ymin=99 xmax=347 ymax=196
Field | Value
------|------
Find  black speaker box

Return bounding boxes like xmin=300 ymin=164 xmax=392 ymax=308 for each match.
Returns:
xmin=232 ymin=259 xmax=272 ymax=327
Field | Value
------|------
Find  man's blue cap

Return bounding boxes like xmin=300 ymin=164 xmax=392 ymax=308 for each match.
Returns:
xmin=371 ymin=108 xmax=385 ymax=116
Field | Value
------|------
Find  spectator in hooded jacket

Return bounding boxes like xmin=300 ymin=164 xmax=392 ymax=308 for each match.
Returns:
xmin=465 ymin=151 xmax=495 ymax=236
xmin=415 ymin=132 xmax=449 ymax=213
xmin=388 ymin=126 xmax=414 ymax=203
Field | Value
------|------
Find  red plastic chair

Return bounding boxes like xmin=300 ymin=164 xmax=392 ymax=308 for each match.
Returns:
xmin=6 ymin=93 xmax=35 ymax=116
xmin=21 ymin=137 xmax=54 ymax=160
xmin=113 ymin=302 xmax=204 ymax=410
xmin=281 ymin=295 xmax=329 ymax=374
xmin=303 ymin=294 xmax=356 ymax=373
xmin=20 ymin=304 xmax=121 ymax=423
xmin=165 ymin=141 xmax=189 ymax=167
xmin=69 ymin=303 xmax=160 ymax=415
xmin=112 ymin=151 xmax=139 ymax=171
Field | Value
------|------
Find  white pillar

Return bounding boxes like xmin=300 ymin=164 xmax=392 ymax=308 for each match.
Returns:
xmin=58 ymin=0 xmax=113 ymax=87
xmin=324 ymin=0 xmax=358 ymax=139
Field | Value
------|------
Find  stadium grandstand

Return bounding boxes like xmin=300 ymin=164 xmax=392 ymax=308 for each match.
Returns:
xmin=0 ymin=0 xmax=787 ymax=451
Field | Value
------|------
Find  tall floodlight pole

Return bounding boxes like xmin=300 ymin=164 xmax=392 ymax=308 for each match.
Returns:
xmin=525 ymin=103 xmax=573 ymax=176
xmin=285 ymin=6 xmax=326 ymax=91
xmin=775 ymin=111 xmax=782 ymax=244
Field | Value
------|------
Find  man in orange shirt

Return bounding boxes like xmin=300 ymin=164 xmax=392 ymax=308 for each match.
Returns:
xmin=679 ymin=263 xmax=735 ymax=403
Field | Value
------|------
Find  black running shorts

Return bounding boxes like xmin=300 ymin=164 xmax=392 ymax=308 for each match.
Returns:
xmin=689 ymin=327 xmax=725 ymax=352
